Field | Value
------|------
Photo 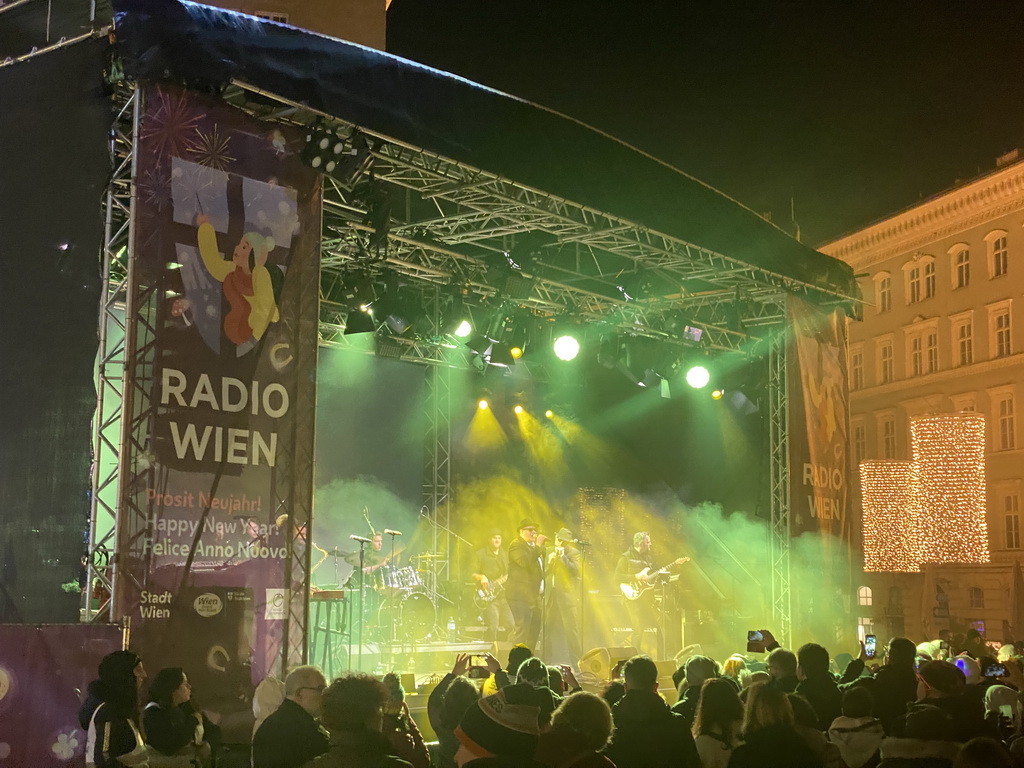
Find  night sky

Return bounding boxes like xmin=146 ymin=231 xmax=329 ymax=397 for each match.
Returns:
xmin=388 ymin=1 xmax=1024 ymax=246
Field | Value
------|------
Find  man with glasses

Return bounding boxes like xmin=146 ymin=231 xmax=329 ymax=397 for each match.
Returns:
xmin=507 ymin=519 xmax=547 ymax=648
xmin=253 ymin=665 xmax=329 ymax=768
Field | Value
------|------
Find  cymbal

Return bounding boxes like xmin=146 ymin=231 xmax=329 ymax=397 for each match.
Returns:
xmin=413 ymin=552 xmax=442 ymax=559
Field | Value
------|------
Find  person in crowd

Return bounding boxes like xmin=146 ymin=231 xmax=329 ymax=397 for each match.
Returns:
xmin=454 ymin=683 xmax=546 ymax=767
xmin=472 ymin=528 xmax=513 ymax=643
xmin=983 ymin=684 xmax=1019 ymax=741
xmin=796 ymin=643 xmax=843 ymax=730
xmin=915 ymin=660 xmax=988 ymax=743
xmin=789 ymin=694 xmax=845 ymax=768
xmin=514 ymin=657 xmax=562 ymax=726
xmin=828 ymin=686 xmax=884 ymax=768
xmin=143 ymin=667 xmax=220 ymax=767
xmin=727 ymin=682 xmax=822 ymax=768
xmin=601 ymin=682 xmax=625 ymax=707
xmin=484 ymin=644 xmax=533 ymax=695
xmin=767 ymin=648 xmax=800 ymax=693
xmin=428 ymin=655 xmax=485 ymax=768
xmin=722 ymin=655 xmax=750 ymax=690
xmin=953 ymin=737 xmax=1014 ymax=768
xmin=380 ymin=673 xmax=429 ymax=768
xmin=691 ymin=678 xmax=742 ymax=768
xmin=877 ymin=704 xmax=959 ymax=768
xmin=305 ymin=674 xmax=412 ymax=768
xmin=252 ymin=665 xmax=329 ymax=768
xmin=80 ymin=649 xmax=149 ymax=768
xmin=672 ymin=655 xmax=719 ymax=730
xmin=536 ymin=691 xmax=615 ymax=768
xmin=868 ymin=638 xmax=918 ymax=735
xmin=603 ymin=655 xmax=699 ymax=768
xmin=748 ymin=671 xmax=770 ymax=686
xmin=996 ymin=643 xmax=1016 ymax=663
xmin=253 ymin=675 xmax=287 ymax=738
xmin=507 ymin=519 xmax=547 ymax=648
xmin=548 ymin=666 xmax=566 ymax=695
xmin=961 ymin=630 xmax=987 ymax=660
xmin=546 ymin=528 xmax=583 ymax=665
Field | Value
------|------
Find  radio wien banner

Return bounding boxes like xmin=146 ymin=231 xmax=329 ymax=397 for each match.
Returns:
xmin=118 ymin=84 xmax=319 ymax=730
xmin=787 ymin=297 xmax=850 ymax=546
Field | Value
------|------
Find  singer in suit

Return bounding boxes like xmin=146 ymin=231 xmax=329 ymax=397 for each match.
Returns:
xmin=545 ymin=527 xmax=582 ymax=665
xmin=506 ymin=518 xmax=546 ymax=648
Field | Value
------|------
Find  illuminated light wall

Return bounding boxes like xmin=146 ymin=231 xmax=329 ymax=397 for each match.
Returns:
xmin=859 ymin=413 xmax=989 ymax=572
xmin=911 ymin=413 xmax=989 ymax=565
xmin=860 ymin=460 xmax=920 ymax=572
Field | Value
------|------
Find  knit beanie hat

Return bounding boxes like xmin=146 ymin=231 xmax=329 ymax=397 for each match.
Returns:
xmin=917 ymin=660 xmax=965 ymax=696
xmin=455 ymin=683 xmax=542 ymax=759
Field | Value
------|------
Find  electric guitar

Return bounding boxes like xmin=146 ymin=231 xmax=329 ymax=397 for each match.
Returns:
xmin=620 ymin=557 xmax=690 ymax=600
xmin=474 ymin=574 xmax=508 ymax=608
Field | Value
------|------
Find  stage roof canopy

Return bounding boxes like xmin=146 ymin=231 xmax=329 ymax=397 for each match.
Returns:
xmin=112 ymin=0 xmax=860 ymax=353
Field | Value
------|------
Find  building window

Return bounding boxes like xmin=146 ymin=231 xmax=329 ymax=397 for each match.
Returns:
xmin=989 ymin=303 xmax=1013 ymax=359
xmin=850 ymin=347 xmax=864 ymax=390
xmin=880 ymin=415 xmax=896 ymax=459
xmin=924 ymin=258 xmax=936 ymax=298
xmin=858 ymin=586 xmax=873 ymax=606
xmin=954 ymin=247 xmax=970 ymax=288
xmin=875 ymin=274 xmax=892 ymax=313
xmin=953 ymin=319 xmax=973 ymax=366
xmin=987 ymin=230 xmax=1009 ymax=278
xmin=926 ymin=331 xmax=939 ymax=373
xmin=1005 ymin=494 xmax=1020 ymax=549
xmin=996 ymin=393 xmax=1016 ymax=451
xmin=910 ymin=335 xmax=923 ymax=376
xmin=969 ymin=587 xmax=985 ymax=609
xmin=907 ymin=265 xmax=922 ymax=304
xmin=255 ymin=10 xmax=289 ymax=22
xmin=878 ymin=340 xmax=894 ymax=384
xmin=857 ymin=617 xmax=874 ymax=641
xmin=951 ymin=393 xmax=976 ymax=413
xmin=852 ymin=421 xmax=866 ymax=465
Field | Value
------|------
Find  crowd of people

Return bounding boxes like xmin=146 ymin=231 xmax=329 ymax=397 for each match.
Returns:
xmin=81 ymin=628 xmax=1024 ymax=768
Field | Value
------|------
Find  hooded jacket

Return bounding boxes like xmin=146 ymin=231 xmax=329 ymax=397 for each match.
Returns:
xmin=828 ymin=715 xmax=884 ymax=768
xmin=603 ymin=690 xmax=699 ymax=768
xmin=875 ymin=737 xmax=958 ymax=768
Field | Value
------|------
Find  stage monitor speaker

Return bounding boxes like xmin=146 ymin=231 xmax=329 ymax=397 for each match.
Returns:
xmin=577 ymin=646 xmax=638 ymax=681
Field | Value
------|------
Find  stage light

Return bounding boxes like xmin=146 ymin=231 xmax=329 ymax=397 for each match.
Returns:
xmin=344 ymin=307 xmax=375 ymax=335
xmin=545 ymin=410 xmax=554 ymax=419
xmin=514 ymin=405 xmax=524 ymax=414
xmin=490 ymin=343 xmax=515 ymax=367
xmin=478 ymin=399 xmax=489 ymax=410
xmin=553 ymin=335 xmax=580 ymax=361
xmin=454 ymin=320 xmax=473 ymax=338
xmin=711 ymin=389 xmax=725 ymax=400
xmin=686 ymin=365 xmax=710 ymax=389
xmin=510 ymin=345 xmax=524 ymax=359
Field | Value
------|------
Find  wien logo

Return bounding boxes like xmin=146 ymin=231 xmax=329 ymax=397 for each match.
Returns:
xmin=193 ymin=593 xmax=224 ymax=618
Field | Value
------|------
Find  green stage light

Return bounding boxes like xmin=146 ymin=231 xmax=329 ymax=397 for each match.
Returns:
xmin=478 ymin=399 xmax=489 ymax=410
xmin=686 ymin=365 xmax=710 ymax=389
xmin=553 ymin=335 xmax=580 ymax=361
xmin=454 ymin=320 xmax=472 ymax=338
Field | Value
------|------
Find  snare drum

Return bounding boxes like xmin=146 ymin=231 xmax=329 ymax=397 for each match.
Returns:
xmin=394 ymin=566 xmax=422 ymax=590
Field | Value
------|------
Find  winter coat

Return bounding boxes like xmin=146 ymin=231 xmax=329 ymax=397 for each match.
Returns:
xmin=727 ymin=725 xmax=823 ymax=768
xmin=669 ymin=686 xmax=700 ymax=731
xmin=875 ymin=737 xmax=958 ymax=768
xmin=796 ymin=674 xmax=843 ymax=731
xmin=603 ymin=690 xmax=699 ymax=768
xmin=302 ymin=729 xmax=412 ymax=768
xmin=869 ymin=666 xmax=917 ymax=735
xmin=253 ymin=698 xmax=330 ymax=768
xmin=536 ymin=729 xmax=616 ymax=768
xmin=828 ymin=715 xmax=884 ymax=768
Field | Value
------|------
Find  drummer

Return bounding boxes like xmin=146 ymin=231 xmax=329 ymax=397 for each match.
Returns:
xmin=342 ymin=532 xmax=391 ymax=576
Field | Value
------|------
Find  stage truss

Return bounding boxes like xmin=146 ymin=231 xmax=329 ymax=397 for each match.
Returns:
xmin=90 ymin=78 xmax=857 ymax=655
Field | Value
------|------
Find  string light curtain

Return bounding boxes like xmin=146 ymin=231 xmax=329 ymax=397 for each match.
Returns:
xmin=911 ymin=413 xmax=989 ymax=565
xmin=861 ymin=460 xmax=921 ymax=572
xmin=859 ymin=413 xmax=989 ymax=572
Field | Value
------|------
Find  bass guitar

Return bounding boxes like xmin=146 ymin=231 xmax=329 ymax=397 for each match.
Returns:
xmin=620 ymin=557 xmax=690 ymax=600
xmin=474 ymin=574 xmax=508 ymax=608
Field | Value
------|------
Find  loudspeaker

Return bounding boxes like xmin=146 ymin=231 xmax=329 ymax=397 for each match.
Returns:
xmin=577 ymin=646 xmax=638 ymax=681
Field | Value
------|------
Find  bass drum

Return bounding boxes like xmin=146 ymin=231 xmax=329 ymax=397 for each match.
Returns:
xmin=377 ymin=591 xmax=435 ymax=641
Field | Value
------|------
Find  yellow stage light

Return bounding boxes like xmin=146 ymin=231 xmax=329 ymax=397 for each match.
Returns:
xmin=478 ymin=399 xmax=489 ymax=410
xmin=510 ymin=346 xmax=524 ymax=359
xmin=544 ymin=409 xmax=554 ymax=419
xmin=711 ymin=389 xmax=724 ymax=400
xmin=514 ymin=404 xmax=524 ymax=414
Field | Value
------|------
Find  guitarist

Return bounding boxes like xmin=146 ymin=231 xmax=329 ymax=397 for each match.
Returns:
xmin=615 ymin=531 xmax=660 ymax=656
xmin=471 ymin=528 xmax=512 ymax=642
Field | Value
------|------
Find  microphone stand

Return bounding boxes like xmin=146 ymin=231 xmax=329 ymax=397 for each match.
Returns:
xmin=578 ymin=540 xmax=589 ymax=667
xmin=357 ymin=540 xmax=367 ymax=671
xmin=387 ymin=531 xmax=399 ymax=652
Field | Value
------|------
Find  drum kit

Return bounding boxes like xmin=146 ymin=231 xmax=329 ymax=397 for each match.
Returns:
xmin=372 ymin=553 xmax=440 ymax=642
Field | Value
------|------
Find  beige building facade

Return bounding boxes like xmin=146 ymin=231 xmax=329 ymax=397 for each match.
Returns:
xmin=821 ymin=155 xmax=1024 ymax=646
xmin=203 ymin=0 xmax=386 ymax=49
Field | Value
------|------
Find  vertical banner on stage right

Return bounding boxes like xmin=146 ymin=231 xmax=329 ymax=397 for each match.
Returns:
xmin=787 ymin=297 xmax=850 ymax=542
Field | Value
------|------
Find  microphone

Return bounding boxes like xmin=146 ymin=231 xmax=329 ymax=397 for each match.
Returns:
xmin=573 ymin=538 xmax=590 ymax=546
xmin=349 ymin=535 xmax=371 ymax=543
xmin=384 ymin=529 xmax=403 ymax=536
xmin=419 ymin=506 xmax=429 ymax=517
